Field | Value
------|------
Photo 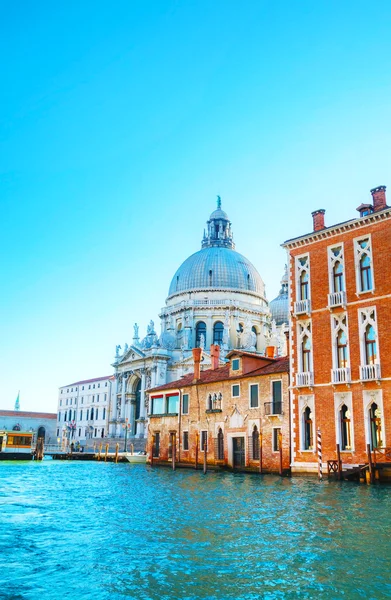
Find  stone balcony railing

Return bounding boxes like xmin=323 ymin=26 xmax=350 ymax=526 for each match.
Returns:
xmin=293 ymin=299 xmax=311 ymax=316
xmin=331 ymin=367 xmax=351 ymax=384
xmin=296 ymin=371 xmax=314 ymax=387
xmin=328 ymin=291 xmax=347 ymax=309
xmin=360 ymin=364 xmax=381 ymax=381
xmin=264 ymin=401 xmax=283 ymax=416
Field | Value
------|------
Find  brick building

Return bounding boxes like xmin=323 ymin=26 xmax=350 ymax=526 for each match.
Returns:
xmin=147 ymin=346 xmax=290 ymax=473
xmin=282 ymin=186 xmax=391 ymax=473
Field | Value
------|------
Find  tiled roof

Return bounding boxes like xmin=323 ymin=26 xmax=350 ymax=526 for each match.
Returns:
xmin=148 ymin=357 xmax=289 ymax=393
xmin=0 ymin=410 xmax=57 ymax=419
xmin=225 ymin=350 xmax=273 ymax=359
xmin=59 ymin=375 xmax=114 ymax=388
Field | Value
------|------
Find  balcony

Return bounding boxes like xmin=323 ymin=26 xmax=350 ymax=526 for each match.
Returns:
xmin=331 ymin=367 xmax=351 ymax=384
xmin=264 ymin=401 xmax=282 ymax=416
xmin=296 ymin=371 xmax=314 ymax=387
xmin=360 ymin=364 xmax=381 ymax=381
xmin=328 ymin=291 xmax=347 ymax=309
xmin=293 ymin=299 xmax=311 ymax=316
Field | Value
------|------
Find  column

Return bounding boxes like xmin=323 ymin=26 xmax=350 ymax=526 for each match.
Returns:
xmin=136 ymin=372 xmax=146 ymax=438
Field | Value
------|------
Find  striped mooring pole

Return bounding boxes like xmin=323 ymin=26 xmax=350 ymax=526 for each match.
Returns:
xmin=317 ymin=428 xmax=323 ymax=481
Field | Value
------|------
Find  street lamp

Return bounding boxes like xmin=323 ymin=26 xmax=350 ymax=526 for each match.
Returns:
xmin=122 ymin=418 xmax=131 ymax=452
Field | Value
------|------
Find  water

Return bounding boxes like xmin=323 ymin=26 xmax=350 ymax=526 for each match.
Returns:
xmin=0 ymin=462 xmax=390 ymax=600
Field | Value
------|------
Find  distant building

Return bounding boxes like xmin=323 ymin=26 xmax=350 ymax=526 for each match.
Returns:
xmin=0 ymin=410 xmax=57 ymax=443
xmin=56 ymin=375 xmax=115 ymax=445
xmin=147 ymin=345 xmax=290 ymax=472
xmin=282 ymin=185 xmax=391 ymax=473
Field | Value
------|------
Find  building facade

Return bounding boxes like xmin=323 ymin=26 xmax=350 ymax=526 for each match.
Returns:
xmin=147 ymin=346 xmax=290 ymax=472
xmin=0 ymin=410 xmax=57 ymax=443
xmin=111 ymin=198 xmax=288 ymax=441
xmin=283 ymin=185 xmax=391 ymax=473
xmin=56 ymin=375 xmax=114 ymax=445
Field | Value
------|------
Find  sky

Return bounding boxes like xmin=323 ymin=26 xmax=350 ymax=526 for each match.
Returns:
xmin=1 ymin=0 xmax=391 ymax=412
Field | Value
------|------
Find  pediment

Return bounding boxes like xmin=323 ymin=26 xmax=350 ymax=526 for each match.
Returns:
xmin=229 ymin=406 xmax=244 ymax=429
xmin=117 ymin=345 xmax=146 ymax=364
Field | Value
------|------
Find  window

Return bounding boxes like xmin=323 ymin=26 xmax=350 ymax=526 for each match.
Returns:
xmin=166 ymin=394 xmax=179 ymax=414
xmin=61 ymin=390 xmax=63 ymax=394
xmin=103 ymin=408 xmax=106 ymax=419
xmin=71 ymin=388 xmax=73 ymax=392
xmin=273 ymin=428 xmax=281 ymax=452
xmin=355 ymin=237 xmax=374 ymax=293
xmin=88 ymin=385 xmax=91 ymax=390
xmin=231 ymin=359 xmax=240 ymax=371
xmin=302 ymin=335 xmax=311 ymax=372
xmin=303 ymin=407 xmax=313 ymax=450
xmin=82 ymin=386 xmax=84 ymax=390
xmin=81 ymin=397 xmax=84 ymax=404
xmin=232 ymin=384 xmax=240 ymax=398
xmin=78 ymin=428 xmax=81 ymax=437
xmin=92 ymin=396 xmax=94 ymax=403
xmin=80 ymin=410 xmax=83 ymax=420
xmin=66 ymin=399 xmax=68 ymax=406
xmin=252 ymin=426 xmax=260 ymax=460
xmin=95 ymin=409 xmax=99 ymax=420
xmin=182 ymin=394 xmax=189 ymax=415
xmin=98 ymin=383 xmax=100 ymax=388
xmin=195 ymin=321 xmax=206 ymax=347
xmin=94 ymin=428 xmax=97 ymax=437
xmin=337 ymin=330 xmax=348 ymax=368
xmin=365 ymin=325 xmax=377 ymax=365
xmin=213 ymin=321 xmax=224 ymax=345
xmin=153 ymin=433 xmax=160 ymax=457
xmin=217 ymin=428 xmax=224 ymax=460
xmin=101 ymin=428 xmax=104 ymax=438
xmin=67 ymin=389 xmax=69 ymax=393
xmin=369 ymin=403 xmax=382 ymax=449
xmin=58 ymin=412 xmax=60 ymax=420
xmin=104 ymin=394 xmax=107 ymax=402
xmin=340 ymin=404 xmax=352 ymax=451
xmin=151 ymin=396 xmax=164 ymax=414
xmin=183 ymin=431 xmax=189 ymax=451
xmin=90 ymin=407 xmax=94 ymax=420
xmin=300 ymin=270 xmax=309 ymax=300
xmin=86 ymin=409 xmax=89 ymax=421
xmin=93 ymin=384 xmax=95 ymax=389
xmin=249 ymin=384 xmax=259 ymax=408
xmin=60 ymin=400 xmax=62 ymax=407
xmin=105 ymin=382 xmax=108 ymax=387
xmin=207 ymin=393 xmax=222 ymax=411
xmin=272 ymin=380 xmax=282 ymax=413
xmin=57 ymin=428 xmax=59 ymax=436
xmin=201 ymin=430 xmax=208 ymax=451
xmin=296 ymin=255 xmax=310 ymax=301
xmin=96 ymin=395 xmax=99 ymax=402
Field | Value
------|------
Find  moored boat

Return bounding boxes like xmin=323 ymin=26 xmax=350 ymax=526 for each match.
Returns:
xmin=0 ymin=430 xmax=34 ymax=460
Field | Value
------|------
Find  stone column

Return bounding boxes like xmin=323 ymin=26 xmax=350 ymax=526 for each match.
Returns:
xmin=129 ymin=394 xmax=136 ymax=436
xmin=136 ymin=372 xmax=146 ymax=438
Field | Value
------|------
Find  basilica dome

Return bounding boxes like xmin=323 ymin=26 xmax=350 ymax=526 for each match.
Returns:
xmin=167 ymin=198 xmax=265 ymax=300
xmin=269 ymin=265 xmax=289 ymax=326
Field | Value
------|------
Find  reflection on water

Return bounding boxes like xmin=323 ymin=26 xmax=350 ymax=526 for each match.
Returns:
xmin=0 ymin=462 xmax=390 ymax=600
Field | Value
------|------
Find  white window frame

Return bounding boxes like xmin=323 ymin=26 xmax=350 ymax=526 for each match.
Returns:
xmin=297 ymin=320 xmax=313 ymax=373
xmin=231 ymin=384 xmax=240 ymax=398
xmin=295 ymin=253 xmax=311 ymax=302
xmin=334 ymin=392 xmax=355 ymax=452
xmin=182 ymin=393 xmax=189 ymax=415
xmin=330 ymin=312 xmax=350 ymax=370
xmin=249 ymin=383 xmax=259 ymax=409
xmin=298 ymin=394 xmax=315 ymax=452
xmin=354 ymin=234 xmax=375 ymax=294
xmin=182 ymin=430 xmax=189 ymax=451
xmin=358 ymin=307 xmax=380 ymax=366
xmin=328 ymin=243 xmax=346 ymax=294
xmin=363 ymin=390 xmax=386 ymax=448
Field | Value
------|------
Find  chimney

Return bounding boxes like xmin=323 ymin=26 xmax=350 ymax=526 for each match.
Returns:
xmin=192 ymin=347 xmax=202 ymax=381
xmin=210 ymin=344 xmax=220 ymax=370
xmin=311 ymin=209 xmax=326 ymax=232
xmin=371 ymin=186 xmax=387 ymax=211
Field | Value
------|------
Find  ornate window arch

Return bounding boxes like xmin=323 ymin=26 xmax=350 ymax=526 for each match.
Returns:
xmin=213 ymin=321 xmax=224 ymax=345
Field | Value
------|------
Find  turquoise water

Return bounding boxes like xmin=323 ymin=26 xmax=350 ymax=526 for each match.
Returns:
xmin=0 ymin=462 xmax=390 ymax=600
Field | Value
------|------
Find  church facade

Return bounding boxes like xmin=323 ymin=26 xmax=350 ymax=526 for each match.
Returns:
xmin=109 ymin=199 xmax=288 ymax=441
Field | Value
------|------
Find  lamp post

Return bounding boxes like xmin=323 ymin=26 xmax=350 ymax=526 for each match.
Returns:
xmin=123 ymin=418 xmax=131 ymax=452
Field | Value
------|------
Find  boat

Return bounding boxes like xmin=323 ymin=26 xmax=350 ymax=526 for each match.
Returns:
xmin=0 ymin=430 xmax=34 ymax=460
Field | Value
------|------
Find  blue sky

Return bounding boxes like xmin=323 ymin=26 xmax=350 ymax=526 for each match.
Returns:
xmin=1 ymin=1 xmax=391 ymax=412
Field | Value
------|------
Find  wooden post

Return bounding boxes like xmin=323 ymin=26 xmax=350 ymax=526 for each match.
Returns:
xmin=317 ymin=428 xmax=323 ymax=481
xmin=172 ymin=434 xmax=176 ymax=471
xmin=278 ymin=431 xmax=283 ymax=476
xmin=195 ymin=432 xmax=199 ymax=470
xmin=105 ymin=443 xmax=109 ymax=462
xmin=366 ymin=443 xmax=373 ymax=484
xmin=203 ymin=439 xmax=207 ymax=474
xmin=336 ymin=443 xmax=342 ymax=480
xmin=115 ymin=442 xmax=119 ymax=463
xmin=259 ymin=432 xmax=263 ymax=474
xmin=151 ymin=436 xmax=155 ymax=467
xmin=98 ymin=443 xmax=102 ymax=461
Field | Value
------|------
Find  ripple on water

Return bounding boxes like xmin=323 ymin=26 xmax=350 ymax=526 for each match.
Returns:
xmin=0 ymin=461 xmax=390 ymax=600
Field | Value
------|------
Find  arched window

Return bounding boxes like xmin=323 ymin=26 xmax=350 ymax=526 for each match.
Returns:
xmin=90 ymin=407 xmax=94 ymax=421
xmin=217 ymin=428 xmax=224 ymax=460
xmin=300 ymin=271 xmax=309 ymax=300
xmin=303 ymin=407 xmax=313 ymax=450
xmin=333 ymin=261 xmax=344 ymax=293
xmin=213 ymin=321 xmax=224 ymax=345
xmin=337 ymin=330 xmax=348 ymax=368
xmin=365 ymin=324 xmax=377 ymax=365
xmin=64 ymin=411 xmax=67 ymax=422
xmin=302 ymin=336 xmax=311 ymax=372
xmin=340 ymin=404 xmax=351 ymax=450
xmin=196 ymin=321 xmax=206 ymax=347
xmin=370 ymin=403 xmax=382 ymax=449
xmin=252 ymin=426 xmax=260 ymax=460
xmin=360 ymin=254 xmax=372 ymax=291
xmin=207 ymin=394 xmax=213 ymax=411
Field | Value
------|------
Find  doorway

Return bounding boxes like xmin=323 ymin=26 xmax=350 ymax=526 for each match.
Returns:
xmin=233 ymin=437 xmax=245 ymax=468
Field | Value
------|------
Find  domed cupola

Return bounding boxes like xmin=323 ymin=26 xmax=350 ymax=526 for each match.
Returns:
xmin=167 ymin=197 xmax=266 ymax=300
xmin=270 ymin=266 xmax=289 ymax=326
xmin=202 ymin=196 xmax=235 ymax=250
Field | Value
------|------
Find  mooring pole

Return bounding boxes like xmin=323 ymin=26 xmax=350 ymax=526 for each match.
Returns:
xmin=279 ymin=431 xmax=283 ymax=476
xmin=172 ymin=434 xmax=176 ymax=471
xmin=98 ymin=443 xmax=102 ymax=461
xmin=317 ymin=428 xmax=323 ymax=481
xmin=105 ymin=443 xmax=109 ymax=462
xmin=366 ymin=443 xmax=373 ymax=484
xmin=151 ymin=436 xmax=155 ymax=467
xmin=259 ymin=432 xmax=263 ymax=474
xmin=195 ymin=432 xmax=199 ymax=470
xmin=336 ymin=443 xmax=342 ymax=480
xmin=203 ymin=439 xmax=207 ymax=474
xmin=115 ymin=442 xmax=119 ymax=463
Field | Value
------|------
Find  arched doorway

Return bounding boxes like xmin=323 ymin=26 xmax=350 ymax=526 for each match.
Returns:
xmin=37 ymin=426 xmax=45 ymax=441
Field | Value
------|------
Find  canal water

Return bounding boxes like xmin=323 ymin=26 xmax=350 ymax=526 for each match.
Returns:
xmin=0 ymin=462 xmax=390 ymax=600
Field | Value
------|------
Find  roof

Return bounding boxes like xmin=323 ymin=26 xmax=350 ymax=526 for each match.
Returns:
xmin=59 ymin=375 xmax=114 ymax=388
xmin=0 ymin=410 xmax=57 ymax=420
xmin=148 ymin=356 xmax=289 ymax=393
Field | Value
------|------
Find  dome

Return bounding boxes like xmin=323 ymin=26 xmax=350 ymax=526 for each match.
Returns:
xmin=209 ymin=208 xmax=229 ymax=220
xmin=270 ymin=266 xmax=289 ymax=326
xmin=168 ymin=246 xmax=265 ymax=298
